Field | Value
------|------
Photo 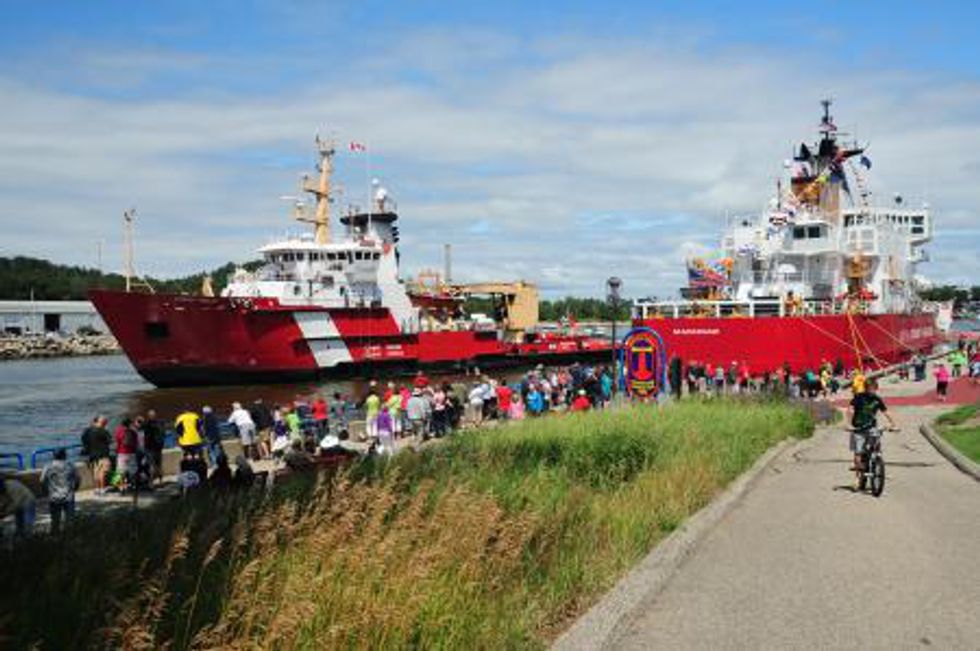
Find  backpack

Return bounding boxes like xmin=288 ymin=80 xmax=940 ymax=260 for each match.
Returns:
xmin=124 ymin=427 xmax=139 ymax=451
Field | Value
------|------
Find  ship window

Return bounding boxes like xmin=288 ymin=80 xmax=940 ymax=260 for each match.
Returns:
xmin=792 ymin=226 xmax=806 ymax=239
xmin=145 ymin=322 xmax=169 ymax=339
xmin=293 ymin=285 xmax=301 ymax=296
xmin=911 ymin=226 xmax=924 ymax=235
xmin=373 ymin=252 xmax=380 ymax=260
xmin=844 ymin=215 xmax=853 ymax=227
xmin=912 ymin=215 xmax=924 ymax=225
xmin=326 ymin=253 xmax=335 ymax=261
xmin=296 ymin=252 xmax=305 ymax=261
xmin=807 ymin=225 xmax=821 ymax=239
xmin=355 ymin=251 xmax=363 ymax=260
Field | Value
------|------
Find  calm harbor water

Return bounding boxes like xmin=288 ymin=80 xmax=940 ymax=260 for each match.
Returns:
xmin=0 ymin=355 xmax=375 ymax=456
xmin=0 ymin=351 xmax=582 ymax=457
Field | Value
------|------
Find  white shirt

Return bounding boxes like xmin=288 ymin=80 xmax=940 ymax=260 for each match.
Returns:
xmin=228 ymin=407 xmax=255 ymax=431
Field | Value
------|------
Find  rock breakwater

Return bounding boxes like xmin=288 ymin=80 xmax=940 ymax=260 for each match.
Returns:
xmin=0 ymin=334 xmax=120 ymax=360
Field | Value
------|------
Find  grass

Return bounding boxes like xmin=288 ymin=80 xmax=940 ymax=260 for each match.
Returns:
xmin=935 ymin=402 xmax=980 ymax=463
xmin=0 ymin=398 xmax=813 ymax=649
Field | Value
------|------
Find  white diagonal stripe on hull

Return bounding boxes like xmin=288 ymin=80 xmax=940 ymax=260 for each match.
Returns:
xmin=293 ymin=311 xmax=352 ymax=368
xmin=293 ymin=311 xmax=341 ymax=339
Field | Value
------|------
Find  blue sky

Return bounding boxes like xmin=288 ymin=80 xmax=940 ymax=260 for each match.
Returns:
xmin=1 ymin=2 xmax=978 ymax=295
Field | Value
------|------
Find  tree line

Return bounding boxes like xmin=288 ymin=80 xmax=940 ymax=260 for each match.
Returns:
xmin=917 ymin=285 xmax=980 ymax=309
xmin=0 ymin=256 xmax=258 ymax=300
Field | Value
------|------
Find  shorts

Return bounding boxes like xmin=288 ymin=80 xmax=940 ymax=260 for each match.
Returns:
xmin=90 ymin=457 xmax=111 ymax=482
xmin=116 ymin=453 xmax=137 ymax=477
xmin=937 ymin=381 xmax=948 ymax=396
xmin=239 ymin=425 xmax=256 ymax=446
xmin=849 ymin=430 xmax=867 ymax=454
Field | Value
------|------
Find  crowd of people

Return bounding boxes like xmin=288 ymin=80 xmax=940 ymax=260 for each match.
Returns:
xmin=4 ymin=342 xmax=977 ymax=540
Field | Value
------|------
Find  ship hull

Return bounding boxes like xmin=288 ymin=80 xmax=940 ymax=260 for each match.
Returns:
xmin=90 ymin=290 xmax=611 ymax=387
xmin=632 ymin=312 xmax=940 ymax=373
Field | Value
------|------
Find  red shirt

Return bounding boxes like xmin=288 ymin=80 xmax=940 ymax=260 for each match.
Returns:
xmin=115 ymin=424 xmax=136 ymax=454
xmin=571 ymin=395 xmax=591 ymax=412
xmin=497 ymin=385 xmax=513 ymax=411
xmin=413 ymin=373 xmax=430 ymax=388
xmin=312 ymin=399 xmax=328 ymax=420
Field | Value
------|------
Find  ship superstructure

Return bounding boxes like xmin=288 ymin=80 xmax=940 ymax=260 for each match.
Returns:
xmin=633 ymin=102 xmax=939 ymax=372
xmin=91 ymin=137 xmax=608 ymax=387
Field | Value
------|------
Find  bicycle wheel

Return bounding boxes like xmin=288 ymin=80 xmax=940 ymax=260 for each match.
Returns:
xmin=856 ymin=453 xmax=868 ymax=491
xmin=870 ymin=456 xmax=885 ymax=497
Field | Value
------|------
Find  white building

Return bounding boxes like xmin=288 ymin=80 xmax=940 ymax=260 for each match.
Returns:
xmin=0 ymin=300 xmax=108 ymax=335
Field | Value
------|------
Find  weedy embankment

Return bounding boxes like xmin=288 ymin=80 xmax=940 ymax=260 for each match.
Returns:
xmin=0 ymin=399 xmax=812 ymax=649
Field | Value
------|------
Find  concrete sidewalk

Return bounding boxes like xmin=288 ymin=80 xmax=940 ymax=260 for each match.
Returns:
xmin=609 ymin=401 xmax=980 ymax=649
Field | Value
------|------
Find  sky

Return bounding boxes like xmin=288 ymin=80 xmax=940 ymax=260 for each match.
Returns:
xmin=1 ymin=1 xmax=978 ymax=297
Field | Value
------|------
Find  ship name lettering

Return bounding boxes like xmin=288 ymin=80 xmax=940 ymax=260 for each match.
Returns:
xmin=672 ymin=328 xmax=721 ymax=336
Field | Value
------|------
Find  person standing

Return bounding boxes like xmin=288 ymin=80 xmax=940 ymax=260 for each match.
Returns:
xmin=284 ymin=405 xmax=303 ymax=442
xmin=376 ymin=405 xmax=395 ymax=455
xmin=228 ymin=401 xmax=257 ymax=460
xmin=142 ymin=410 xmax=166 ymax=485
xmin=467 ymin=382 xmax=485 ymax=425
xmin=0 ymin=476 xmax=36 ymax=539
xmin=311 ymin=395 xmax=329 ymax=437
xmin=40 ymin=448 xmax=79 ymax=533
xmin=363 ymin=390 xmax=381 ymax=440
xmin=202 ymin=406 xmax=223 ymax=467
xmin=80 ymin=415 xmax=112 ymax=494
xmin=406 ymin=388 xmax=429 ymax=439
xmin=249 ymin=399 xmax=273 ymax=459
xmin=114 ymin=417 xmax=139 ymax=492
xmin=496 ymin=381 xmax=513 ymax=421
xmin=508 ymin=393 xmax=526 ymax=420
xmin=175 ymin=409 xmax=204 ymax=454
xmin=385 ymin=389 xmax=403 ymax=439
xmin=934 ymin=362 xmax=951 ymax=402
xmin=431 ymin=385 xmax=448 ymax=437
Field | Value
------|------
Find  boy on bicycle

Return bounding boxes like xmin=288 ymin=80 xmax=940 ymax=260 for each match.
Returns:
xmin=847 ymin=378 xmax=895 ymax=485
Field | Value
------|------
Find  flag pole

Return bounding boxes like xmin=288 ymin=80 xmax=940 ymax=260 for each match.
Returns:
xmin=366 ymin=144 xmax=372 ymax=238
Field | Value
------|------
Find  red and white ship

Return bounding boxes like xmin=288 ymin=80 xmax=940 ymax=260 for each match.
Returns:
xmin=631 ymin=101 xmax=941 ymax=373
xmin=92 ymin=138 xmax=609 ymax=387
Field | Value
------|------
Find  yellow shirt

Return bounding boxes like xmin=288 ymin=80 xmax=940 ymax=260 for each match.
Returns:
xmin=175 ymin=411 xmax=203 ymax=447
xmin=852 ymin=373 xmax=866 ymax=394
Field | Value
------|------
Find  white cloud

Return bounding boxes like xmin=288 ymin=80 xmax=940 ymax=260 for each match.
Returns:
xmin=0 ymin=31 xmax=978 ymax=297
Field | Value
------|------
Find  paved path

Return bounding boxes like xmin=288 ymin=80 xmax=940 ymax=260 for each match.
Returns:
xmin=612 ymin=398 xmax=980 ymax=649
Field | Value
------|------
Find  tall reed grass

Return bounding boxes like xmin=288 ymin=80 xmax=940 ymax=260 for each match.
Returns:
xmin=0 ymin=398 xmax=811 ymax=649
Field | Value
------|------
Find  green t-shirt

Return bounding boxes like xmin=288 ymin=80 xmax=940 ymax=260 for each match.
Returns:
xmin=851 ymin=392 xmax=886 ymax=431
xmin=365 ymin=394 xmax=381 ymax=419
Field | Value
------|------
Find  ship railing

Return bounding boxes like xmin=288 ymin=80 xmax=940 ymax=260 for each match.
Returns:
xmin=633 ymin=297 xmax=849 ymax=320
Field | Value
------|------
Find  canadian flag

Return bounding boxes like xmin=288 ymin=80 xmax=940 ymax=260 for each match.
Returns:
xmin=349 ymin=141 xmax=367 ymax=153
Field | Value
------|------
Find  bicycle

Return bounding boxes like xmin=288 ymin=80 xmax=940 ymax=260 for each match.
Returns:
xmin=851 ymin=426 xmax=897 ymax=497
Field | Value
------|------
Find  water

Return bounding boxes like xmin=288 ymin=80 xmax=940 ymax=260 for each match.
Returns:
xmin=0 ymin=355 xmax=376 ymax=457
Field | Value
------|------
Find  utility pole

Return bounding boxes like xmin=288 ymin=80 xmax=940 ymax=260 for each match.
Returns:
xmin=607 ymin=277 xmax=623 ymax=398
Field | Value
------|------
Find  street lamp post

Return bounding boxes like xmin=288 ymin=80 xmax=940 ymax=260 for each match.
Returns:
xmin=606 ymin=277 xmax=623 ymax=399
